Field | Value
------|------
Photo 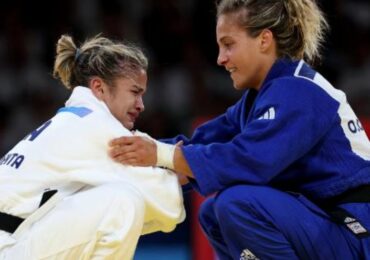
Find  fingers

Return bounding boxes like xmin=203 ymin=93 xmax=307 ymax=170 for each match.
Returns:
xmin=108 ymin=135 xmax=157 ymax=167
xmin=108 ymin=141 xmax=147 ymax=165
xmin=115 ymin=154 xmax=138 ymax=165
xmin=109 ymin=141 xmax=136 ymax=157
xmin=109 ymin=144 xmax=136 ymax=158
xmin=114 ymin=154 xmax=151 ymax=167
xmin=108 ymin=136 xmax=144 ymax=158
xmin=175 ymin=140 xmax=184 ymax=146
xmin=110 ymin=148 xmax=140 ymax=165
xmin=109 ymin=136 xmax=137 ymax=147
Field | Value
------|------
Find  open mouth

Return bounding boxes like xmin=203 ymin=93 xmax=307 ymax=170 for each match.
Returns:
xmin=128 ymin=112 xmax=138 ymax=122
xmin=226 ymin=67 xmax=236 ymax=73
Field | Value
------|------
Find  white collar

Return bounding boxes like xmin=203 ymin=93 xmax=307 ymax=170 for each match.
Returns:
xmin=65 ymin=86 xmax=111 ymax=115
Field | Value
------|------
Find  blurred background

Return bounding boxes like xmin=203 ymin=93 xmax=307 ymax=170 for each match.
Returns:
xmin=0 ymin=0 xmax=369 ymax=259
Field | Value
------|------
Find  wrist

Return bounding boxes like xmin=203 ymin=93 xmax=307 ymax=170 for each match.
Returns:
xmin=155 ymin=141 xmax=176 ymax=169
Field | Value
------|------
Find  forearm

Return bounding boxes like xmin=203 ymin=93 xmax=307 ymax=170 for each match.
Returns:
xmin=156 ymin=141 xmax=194 ymax=178
xmin=173 ymin=146 xmax=194 ymax=179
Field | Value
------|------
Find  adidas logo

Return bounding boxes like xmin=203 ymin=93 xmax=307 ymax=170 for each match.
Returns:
xmin=344 ymin=217 xmax=356 ymax=223
xmin=240 ymin=249 xmax=260 ymax=260
xmin=258 ymin=107 xmax=275 ymax=120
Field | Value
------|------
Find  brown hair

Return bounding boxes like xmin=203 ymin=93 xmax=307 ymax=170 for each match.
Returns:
xmin=217 ymin=0 xmax=329 ymax=64
xmin=53 ymin=34 xmax=148 ymax=90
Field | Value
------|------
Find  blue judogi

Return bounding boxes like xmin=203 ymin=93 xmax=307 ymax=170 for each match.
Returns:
xmin=164 ymin=59 xmax=370 ymax=259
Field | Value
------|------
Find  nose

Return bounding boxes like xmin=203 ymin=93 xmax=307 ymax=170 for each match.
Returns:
xmin=217 ymin=49 xmax=227 ymax=66
xmin=136 ymin=96 xmax=145 ymax=112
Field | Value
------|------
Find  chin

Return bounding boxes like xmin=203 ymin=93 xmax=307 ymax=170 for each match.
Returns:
xmin=231 ymin=76 xmax=248 ymax=90
xmin=233 ymin=82 xmax=248 ymax=90
xmin=123 ymin=121 xmax=134 ymax=130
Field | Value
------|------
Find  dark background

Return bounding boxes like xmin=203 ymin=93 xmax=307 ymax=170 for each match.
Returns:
xmin=0 ymin=0 xmax=369 ymax=259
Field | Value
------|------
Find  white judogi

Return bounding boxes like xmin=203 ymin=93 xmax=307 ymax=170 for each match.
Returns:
xmin=0 ymin=87 xmax=185 ymax=259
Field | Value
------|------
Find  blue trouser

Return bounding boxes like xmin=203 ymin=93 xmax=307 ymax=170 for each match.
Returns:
xmin=199 ymin=185 xmax=370 ymax=260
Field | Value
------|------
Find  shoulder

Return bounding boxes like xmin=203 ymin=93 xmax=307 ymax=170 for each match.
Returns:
xmin=56 ymin=107 xmax=131 ymax=144
xmin=254 ymin=75 xmax=342 ymax=123
xmin=85 ymin=110 xmax=132 ymax=140
xmin=261 ymin=73 xmax=343 ymax=108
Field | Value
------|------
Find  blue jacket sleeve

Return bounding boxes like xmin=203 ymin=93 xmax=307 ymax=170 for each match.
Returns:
xmin=182 ymin=78 xmax=340 ymax=196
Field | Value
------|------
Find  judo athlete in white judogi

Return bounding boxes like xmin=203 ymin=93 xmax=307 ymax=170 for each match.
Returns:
xmin=0 ymin=35 xmax=185 ymax=259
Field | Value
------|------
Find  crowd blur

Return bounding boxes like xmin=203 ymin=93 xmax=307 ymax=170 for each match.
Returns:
xmin=0 ymin=0 xmax=369 ymax=154
xmin=0 ymin=0 xmax=369 ymax=258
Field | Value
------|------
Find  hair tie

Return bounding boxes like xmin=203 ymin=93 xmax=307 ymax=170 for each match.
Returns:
xmin=75 ymin=48 xmax=81 ymax=62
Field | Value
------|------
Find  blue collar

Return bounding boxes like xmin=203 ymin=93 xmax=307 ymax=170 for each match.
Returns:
xmin=261 ymin=58 xmax=301 ymax=88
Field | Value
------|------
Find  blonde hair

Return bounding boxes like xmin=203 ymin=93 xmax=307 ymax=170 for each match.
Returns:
xmin=217 ymin=0 xmax=329 ymax=64
xmin=53 ymin=34 xmax=148 ymax=90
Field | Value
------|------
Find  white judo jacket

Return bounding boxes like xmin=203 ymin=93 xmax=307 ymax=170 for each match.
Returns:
xmin=0 ymin=86 xmax=185 ymax=235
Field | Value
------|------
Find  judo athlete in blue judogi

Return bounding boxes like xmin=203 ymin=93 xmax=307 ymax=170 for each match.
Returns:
xmin=109 ymin=0 xmax=370 ymax=259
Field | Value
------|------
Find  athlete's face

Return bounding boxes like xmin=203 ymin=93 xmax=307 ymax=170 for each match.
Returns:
xmin=216 ymin=12 xmax=275 ymax=90
xmin=92 ymin=69 xmax=147 ymax=130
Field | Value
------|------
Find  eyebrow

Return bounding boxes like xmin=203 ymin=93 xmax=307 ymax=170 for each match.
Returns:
xmin=217 ymin=36 xmax=231 ymax=45
xmin=219 ymin=36 xmax=233 ymax=42
xmin=133 ymin=85 xmax=145 ymax=93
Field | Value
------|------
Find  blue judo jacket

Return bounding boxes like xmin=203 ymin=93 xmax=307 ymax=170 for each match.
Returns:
xmin=165 ymin=59 xmax=370 ymax=201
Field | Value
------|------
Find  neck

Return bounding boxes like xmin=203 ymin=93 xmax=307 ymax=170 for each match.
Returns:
xmin=253 ymin=56 xmax=277 ymax=90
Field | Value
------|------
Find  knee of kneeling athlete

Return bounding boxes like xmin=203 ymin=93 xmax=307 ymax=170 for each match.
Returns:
xmin=93 ymin=183 xmax=145 ymax=209
xmin=198 ymin=197 xmax=217 ymax=226
xmin=213 ymin=185 xmax=266 ymax=222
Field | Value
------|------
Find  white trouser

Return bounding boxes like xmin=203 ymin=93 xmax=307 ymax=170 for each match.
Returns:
xmin=0 ymin=183 xmax=145 ymax=260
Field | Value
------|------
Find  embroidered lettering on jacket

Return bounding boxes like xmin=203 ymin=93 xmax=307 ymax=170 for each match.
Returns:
xmin=0 ymin=153 xmax=25 ymax=169
xmin=347 ymin=119 xmax=364 ymax=134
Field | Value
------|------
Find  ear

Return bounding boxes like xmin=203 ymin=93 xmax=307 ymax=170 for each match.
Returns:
xmin=89 ymin=77 xmax=105 ymax=100
xmin=259 ymin=29 xmax=275 ymax=53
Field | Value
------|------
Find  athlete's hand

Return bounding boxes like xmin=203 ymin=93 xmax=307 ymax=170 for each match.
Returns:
xmin=109 ymin=136 xmax=157 ymax=167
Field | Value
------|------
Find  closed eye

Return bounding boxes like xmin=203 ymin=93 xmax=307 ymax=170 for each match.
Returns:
xmin=223 ymin=42 xmax=233 ymax=48
xmin=133 ymin=84 xmax=145 ymax=92
xmin=131 ymin=86 xmax=144 ymax=96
